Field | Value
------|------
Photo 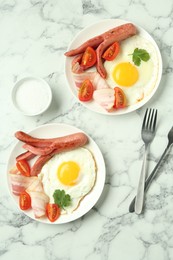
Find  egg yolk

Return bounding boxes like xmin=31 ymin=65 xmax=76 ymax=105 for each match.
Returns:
xmin=112 ymin=62 xmax=139 ymax=87
xmin=57 ymin=161 xmax=80 ymax=186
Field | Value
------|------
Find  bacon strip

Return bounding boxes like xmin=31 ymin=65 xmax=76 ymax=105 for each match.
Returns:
xmin=26 ymin=178 xmax=43 ymax=192
xmin=9 ymin=173 xmax=37 ymax=196
xmin=93 ymin=89 xmax=115 ymax=111
xmin=9 ymin=166 xmax=19 ymax=174
xmin=72 ymin=71 xmax=110 ymax=90
xmin=92 ymin=72 xmax=110 ymax=90
xmin=72 ymin=71 xmax=96 ymax=88
xmin=26 ymin=178 xmax=49 ymax=218
xmin=27 ymin=191 xmax=49 ymax=218
xmin=71 ymin=53 xmax=84 ymax=74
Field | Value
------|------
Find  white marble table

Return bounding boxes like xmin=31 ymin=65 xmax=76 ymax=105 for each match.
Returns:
xmin=1 ymin=0 xmax=173 ymax=259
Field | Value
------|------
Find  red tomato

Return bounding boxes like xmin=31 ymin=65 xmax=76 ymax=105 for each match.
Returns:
xmin=46 ymin=203 xmax=60 ymax=222
xmin=81 ymin=46 xmax=97 ymax=69
xmin=78 ymin=79 xmax=94 ymax=102
xmin=113 ymin=87 xmax=126 ymax=109
xmin=102 ymin=42 xmax=120 ymax=61
xmin=19 ymin=191 xmax=31 ymax=210
xmin=16 ymin=159 xmax=30 ymax=177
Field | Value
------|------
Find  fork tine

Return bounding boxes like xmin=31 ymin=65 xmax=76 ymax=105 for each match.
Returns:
xmin=149 ymin=109 xmax=155 ymax=130
xmin=142 ymin=108 xmax=148 ymax=129
xmin=148 ymin=109 xmax=157 ymax=132
xmin=146 ymin=108 xmax=152 ymax=129
xmin=152 ymin=109 xmax=157 ymax=132
xmin=142 ymin=108 xmax=157 ymax=132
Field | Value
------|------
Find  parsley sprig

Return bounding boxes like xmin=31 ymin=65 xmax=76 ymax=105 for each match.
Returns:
xmin=53 ymin=189 xmax=71 ymax=209
xmin=129 ymin=48 xmax=150 ymax=66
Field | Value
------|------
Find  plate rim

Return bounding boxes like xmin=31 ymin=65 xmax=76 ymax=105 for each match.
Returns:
xmin=65 ymin=18 xmax=163 ymax=116
xmin=6 ymin=123 xmax=106 ymax=224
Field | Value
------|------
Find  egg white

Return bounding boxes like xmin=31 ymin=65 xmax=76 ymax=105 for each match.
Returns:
xmin=104 ymin=35 xmax=159 ymax=106
xmin=38 ymin=147 xmax=96 ymax=214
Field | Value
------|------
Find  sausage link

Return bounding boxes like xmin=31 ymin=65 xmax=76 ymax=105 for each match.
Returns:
xmin=65 ymin=36 xmax=103 ymax=57
xmin=15 ymin=131 xmax=52 ymax=147
xmin=65 ymin=23 xmax=137 ymax=58
xmin=15 ymin=131 xmax=88 ymax=148
xmin=16 ymin=151 xmax=36 ymax=162
xmin=96 ymin=23 xmax=137 ymax=78
xmin=22 ymin=144 xmax=55 ymax=156
xmin=30 ymin=133 xmax=88 ymax=176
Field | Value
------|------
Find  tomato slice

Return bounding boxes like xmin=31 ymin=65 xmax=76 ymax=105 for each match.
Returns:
xmin=113 ymin=87 xmax=126 ymax=109
xmin=78 ymin=79 xmax=94 ymax=102
xmin=102 ymin=42 xmax=120 ymax=61
xmin=46 ymin=203 xmax=60 ymax=222
xmin=16 ymin=159 xmax=30 ymax=177
xmin=19 ymin=191 xmax=31 ymax=210
xmin=81 ymin=46 xmax=97 ymax=69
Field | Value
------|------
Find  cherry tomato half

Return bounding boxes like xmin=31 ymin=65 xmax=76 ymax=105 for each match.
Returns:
xmin=19 ymin=191 xmax=31 ymax=210
xmin=16 ymin=159 xmax=30 ymax=177
xmin=81 ymin=46 xmax=97 ymax=69
xmin=102 ymin=42 xmax=120 ymax=61
xmin=113 ymin=87 xmax=126 ymax=109
xmin=46 ymin=203 xmax=60 ymax=222
xmin=78 ymin=79 xmax=94 ymax=102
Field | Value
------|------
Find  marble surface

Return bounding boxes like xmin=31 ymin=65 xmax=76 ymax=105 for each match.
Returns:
xmin=1 ymin=0 xmax=173 ymax=259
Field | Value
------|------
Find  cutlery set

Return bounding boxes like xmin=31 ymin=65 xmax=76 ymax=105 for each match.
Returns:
xmin=129 ymin=108 xmax=173 ymax=214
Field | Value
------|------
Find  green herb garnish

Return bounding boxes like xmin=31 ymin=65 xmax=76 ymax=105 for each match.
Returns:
xmin=53 ymin=189 xmax=71 ymax=209
xmin=129 ymin=48 xmax=150 ymax=66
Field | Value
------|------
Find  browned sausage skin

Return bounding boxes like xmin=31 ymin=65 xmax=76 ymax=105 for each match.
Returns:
xmin=15 ymin=131 xmax=52 ymax=147
xmin=15 ymin=131 xmax=89 ymax=176
xmin=65 ymin=23 xmax=137 ymax=58
xmin=64 ymin=35 xmax=103 ymax=57
xmin=30 ymin=133 xmax=89 ymax=176
xmin=15 ymin=131 xmax=88 ymax=148
xmin=30 ymin=154 xmax=53 ymax=176
xmin=22 ymin=144 xmax=55 ymax=156
xmin=96 ymin=23 xmax=137 ymax=78
xmin=16 ymin=151 xmax=36 ymax=162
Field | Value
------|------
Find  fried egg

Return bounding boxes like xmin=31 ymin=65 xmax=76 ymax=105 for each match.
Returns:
xmin=38 ymin=147 xmax=96 ymax=214
xmin=104 ymin=35 xmax=159 ymax=106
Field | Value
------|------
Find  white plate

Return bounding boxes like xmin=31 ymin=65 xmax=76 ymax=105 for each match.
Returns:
xmin=6 ymin=123 xmax=105 ymax=224
xmin=65 ymin=19 xmax=162 ymax=115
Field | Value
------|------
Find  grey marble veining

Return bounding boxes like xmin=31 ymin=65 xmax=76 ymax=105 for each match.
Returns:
xmin=1 ymin=0 xmax=173 ymax=259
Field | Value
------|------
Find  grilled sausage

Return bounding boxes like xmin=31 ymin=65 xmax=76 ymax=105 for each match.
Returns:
xmin=30 ymin=132 xmax=88 ymax=176
xmin=65 ymin=23 xmax=137 ymax=59
xmin=96 ymin=23 xmax=137 ymax=78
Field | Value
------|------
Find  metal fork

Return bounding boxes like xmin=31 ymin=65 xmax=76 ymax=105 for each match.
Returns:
xmin=129 ymin=125 xmax=173 ymax=213
xmin=135 ymin=108 xmax=157 ymax=214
